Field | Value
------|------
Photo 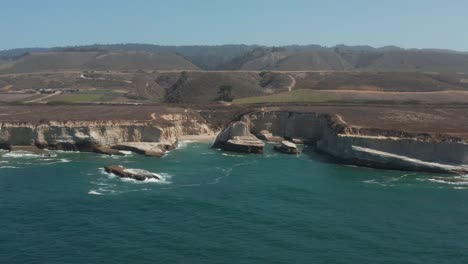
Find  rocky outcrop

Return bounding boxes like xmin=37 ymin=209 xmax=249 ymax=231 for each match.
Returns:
xmin=274 ymin=141 xmax=300 ymax=154
xmin=104 ymin=165 xmax=160 ymax=181
xmin=257 ymin=130 xmax=284 ymax=142
xmin=213 ymin=121 xmax=264 ymax=153
xmin=93 ymin=145 xmax=124 ymax=156
xmin=238 ymin=111 xmax=468 ymax=173
xmin=112 ymin=142 xmax=172 ymax=157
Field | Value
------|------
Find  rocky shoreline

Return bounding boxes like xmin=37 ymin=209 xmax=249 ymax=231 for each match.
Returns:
xmin=1 ymin=110 xmax=467 ymax=174
xmin=213 ymin=111 xmax=468 ymax=174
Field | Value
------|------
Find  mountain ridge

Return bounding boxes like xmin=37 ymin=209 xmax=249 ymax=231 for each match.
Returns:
xmin=1 ymin=44 xmax=468 ymax=73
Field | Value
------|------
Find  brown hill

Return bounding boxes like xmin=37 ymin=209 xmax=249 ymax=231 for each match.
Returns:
xmin=235 ymin=49 xmax=468 ymax=73
xmin=361 ymin=50 xmax=468 ymax=73
xmin=240 ymin=51 xmax=352 ymax=71
xmin=292 ymin=72 xmax=468 ymax=92
xmin=164 ymin=71 xmax=291 ymax=103
xmin=0 ymin=51 xmax=199 ymax=73
xmin=82 ymin=51 xmax=199 ymax=71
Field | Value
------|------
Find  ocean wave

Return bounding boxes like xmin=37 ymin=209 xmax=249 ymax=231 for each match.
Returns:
xmin=98 ymin=168 xmax=171 ymax=184
xmin=88 ymin=190 xmax=103 ymax=195
xmin=119 ymin=150 xmax=133 ymax=155
xmin=2 ymin=151 xmax=59 ymax=159
xmin=99 ymin=168 xmax=116 ymax=178
xmin=426 ymin=176 xmax=468 ymax=186
xmin=119 ymin=173 xmax=172 ymax=184
xmin=221 ymin=153 xmax=245 ymax=158
xmin=363 ymin=179 xmax=392 ymax=186
xmin=0 ymin=166 xmax=19 ymax=169
xmin=177 ymin=140 xmax=196 ymax=149
xmin=50 ymin=150 xmax=80 ymax=154
xmin=3 ymin=152 xmax=41 ymax=158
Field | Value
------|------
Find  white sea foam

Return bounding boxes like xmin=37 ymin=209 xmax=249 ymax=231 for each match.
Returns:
xmin=221 ymin=153 xmax=245 ymax=158
xmin=426 ymin=177 xmax=468 ymax=186
xmin=3 ymin=152 xmax=40 ymax=158
xmin=363 ymin=179 xmax=390 ymax=186
xmin=177 ymin=140 xmax=195 ymax=149
xmin=0 ymin=166 xmax=19 ymax=169
xmin=88 ymin=190 xmax=103 ymax=195
xmin=119 ymin=172 xmax=172 ymax=184
xmin=2 ymin=151 xmax=60 ymax=159
xmin=99 ymin=168 xmax=116 ymax=178
xmin=52 ymin=150 xmax=80 ymax=154
xmin=97 ymin=167 xmax=171 ymax=184
xmin=119 ymin=151 xmax=133 ymax=155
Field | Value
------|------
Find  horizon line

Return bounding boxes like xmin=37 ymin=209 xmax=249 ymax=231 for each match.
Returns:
xmin=1 ymin=43 xmax=467 ymax=53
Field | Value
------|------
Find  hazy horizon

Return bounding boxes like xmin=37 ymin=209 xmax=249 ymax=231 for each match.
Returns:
xmin=1 ymin=43 xmax=467 ymax=53
xmin=1 ymin=0 xmax=467 ymax=51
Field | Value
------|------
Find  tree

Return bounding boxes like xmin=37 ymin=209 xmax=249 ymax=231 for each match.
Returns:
xmin=216 ymin=85 xmax=234 ymax=102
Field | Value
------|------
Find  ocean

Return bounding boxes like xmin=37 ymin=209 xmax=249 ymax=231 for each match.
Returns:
xmin=1 ymin=142 xmax=467 ymax=264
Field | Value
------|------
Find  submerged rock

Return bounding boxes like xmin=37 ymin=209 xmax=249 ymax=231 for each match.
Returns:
xmin=104 ymin=165 xmax=160 ymax=181
xmin=93 ymin=145 xmax=124 ymax=156
xmin=274 ymin=141 xmax=300 ymax=154
xmin=10 ymin=145 xmax=47 ymax=155
xmin=0 ymin=142 xmax=11 ymax=151
xmin=213 ymin=121 xmax=264 ymax=153
xmin=112 ymin=142 xmax=172 ymax=157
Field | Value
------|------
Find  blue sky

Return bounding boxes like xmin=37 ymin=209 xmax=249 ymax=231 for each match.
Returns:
xmin=1 ymin=0 xmax=467 ymax=51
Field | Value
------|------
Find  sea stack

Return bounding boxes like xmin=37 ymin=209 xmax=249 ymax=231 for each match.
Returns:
xmin=274 ymin=141 xmax=300 ymax=154
xmin=213 ymin=121 xmax=265 ymax=153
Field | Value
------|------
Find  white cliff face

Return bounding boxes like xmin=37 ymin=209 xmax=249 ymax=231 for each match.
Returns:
xmin=243 ymin=111 xmax=329 ymax=142
xmin=317 ymin=132 xmax=468 ymax=165
xmin=212 ymin=121 xmax=264 ymax=153
xmin=0 ymin=121 xmax=167 ymax=146
xmin=243 ymin=111 xmax=468 ymax=173
xmin=0 ymin=113 xmax=213 ymax=150
xmin=214 ymin=121 xmax=252 ymax=145
xmin=160 ymin=114 xmax=212 ymax=136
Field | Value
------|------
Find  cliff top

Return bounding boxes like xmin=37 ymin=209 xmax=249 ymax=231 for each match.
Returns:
xmin=0 ymin=104 xmax=467 ymax=140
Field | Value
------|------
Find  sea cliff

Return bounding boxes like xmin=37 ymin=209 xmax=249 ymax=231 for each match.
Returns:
xmin=0 ymin=113 xmax=213 ymax=155
xmin=214 ymin=111 xmax=468 ymax=174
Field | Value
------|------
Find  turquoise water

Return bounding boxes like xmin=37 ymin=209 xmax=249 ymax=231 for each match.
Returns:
xmin=1 ymin=142 xmax=468 ymax=264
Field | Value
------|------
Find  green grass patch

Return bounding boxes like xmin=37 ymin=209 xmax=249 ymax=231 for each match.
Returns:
xmin=47 ymin=94 xmax=105 ymax=103
xmin=234 ymin=89 xmax=338 ymax=104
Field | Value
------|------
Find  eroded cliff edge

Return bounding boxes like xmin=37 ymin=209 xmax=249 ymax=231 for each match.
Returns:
xmin=0 ymin=113 xmax=213 ymax=156
xmin=1 ymin=107 xmax=467 ymax=174
xmin=215 ymin=111 xmax=468 ymax=174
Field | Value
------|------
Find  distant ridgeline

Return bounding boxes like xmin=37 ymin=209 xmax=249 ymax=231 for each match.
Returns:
xmin=1 ymin=44 xmax=468 ymax=72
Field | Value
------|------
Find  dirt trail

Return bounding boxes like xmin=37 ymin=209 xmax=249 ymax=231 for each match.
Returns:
xmin=335 ymin=114 xmax=347 ymax=125
xmin=26 ymin=91 xmax=61 ymax=103
xmin=286 ymin=74 xmax=296 ymax=92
